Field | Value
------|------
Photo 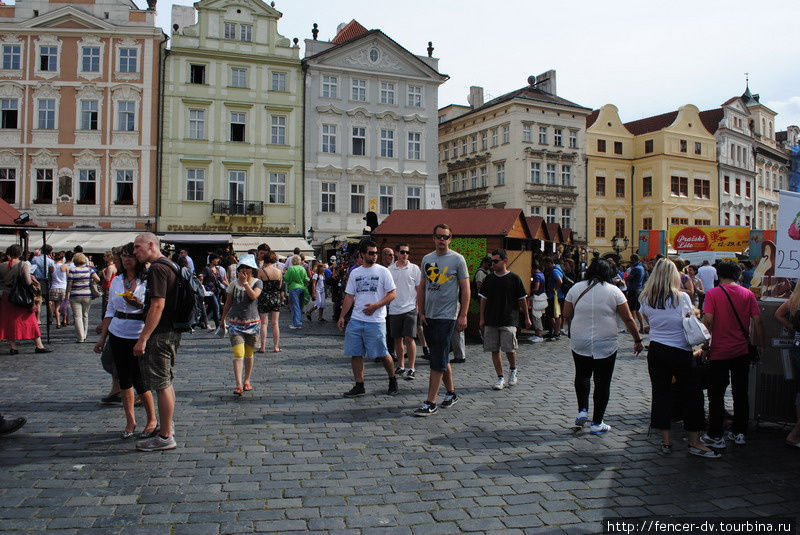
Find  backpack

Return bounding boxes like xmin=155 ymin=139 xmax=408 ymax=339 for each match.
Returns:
xmin=152 ymin=258 xmax=204 ymax=333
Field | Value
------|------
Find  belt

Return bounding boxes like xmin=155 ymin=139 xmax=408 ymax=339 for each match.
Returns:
xmin=114 ymin=311 xmax=144 ymax=320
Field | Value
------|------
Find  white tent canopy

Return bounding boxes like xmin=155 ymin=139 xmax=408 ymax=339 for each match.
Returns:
xmin=0 ymin=231 xmax=140 ymax=254
xmin=232 ymin=236 xmax=312 ymax=255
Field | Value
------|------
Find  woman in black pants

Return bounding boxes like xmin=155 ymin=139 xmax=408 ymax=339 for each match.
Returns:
xmin=639 ymin=259 xmax=718 ymax=458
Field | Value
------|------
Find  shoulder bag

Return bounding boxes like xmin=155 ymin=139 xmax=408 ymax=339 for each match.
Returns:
xmin=567 ymin=282 xmax=596 ymax=339
xmin=8 ymin=263 xmax=35 ymax=309
xmin=719 ymin=285 xmax=760 ymax=363
xmin=682 ymin=299 xmax=711 ymax=346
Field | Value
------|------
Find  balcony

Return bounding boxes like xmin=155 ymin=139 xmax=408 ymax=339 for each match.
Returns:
xmin=211 ymin=199 xmax=264 ymax=223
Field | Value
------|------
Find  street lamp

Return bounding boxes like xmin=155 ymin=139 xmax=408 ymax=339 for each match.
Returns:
xmin=306 ymin=226 xmax=315 ymax=243
xmin=611 ymin=235 xmax=629 ymax=256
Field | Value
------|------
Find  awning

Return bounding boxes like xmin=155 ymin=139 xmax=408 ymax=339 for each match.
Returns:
xmin=320 ymin=234 xmax=363 ymax=246
xmin=0 ymin=231 xmax=140 ymax=254
xmin=162 ymin=233 xmax=232 ymax=245
xmin=231 ymin=236 xmax=312 ymax=255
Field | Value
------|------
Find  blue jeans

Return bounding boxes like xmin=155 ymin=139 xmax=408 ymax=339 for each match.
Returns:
xmin=205 ymin=294 xmax=221 ymax=327
xmin=289 ymin=288 xmax=304 ymax=327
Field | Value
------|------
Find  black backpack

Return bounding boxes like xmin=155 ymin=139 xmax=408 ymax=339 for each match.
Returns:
xmin=152 ymin=258 xmax=204 ymax=333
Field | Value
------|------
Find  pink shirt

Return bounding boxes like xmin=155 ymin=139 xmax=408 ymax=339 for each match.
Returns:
xmin=703 ymin=284 xmax=760 ymax=360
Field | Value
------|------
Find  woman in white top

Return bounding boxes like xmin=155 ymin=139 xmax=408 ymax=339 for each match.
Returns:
xmin=563 ymin=259 xmax=643 ymax=435
xmin=49 ymin=252 xmax=69 ymax=328
xmin=305 ymin=263 xmax=327 ymax=322
xmin=639 ymin=259 xmax=718 ymax=458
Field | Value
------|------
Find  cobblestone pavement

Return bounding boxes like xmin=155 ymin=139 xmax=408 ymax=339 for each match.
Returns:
xmin=1 ymin=306 xmax=799 ymax=534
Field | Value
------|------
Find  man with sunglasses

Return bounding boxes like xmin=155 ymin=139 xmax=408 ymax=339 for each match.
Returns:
xmin=415 ymin=224 xmax=470 ymax=416
xmin=338 ymin=238 xmax=399 ymax=397
xmin=388 ymin=243 xmax=422 ymax=380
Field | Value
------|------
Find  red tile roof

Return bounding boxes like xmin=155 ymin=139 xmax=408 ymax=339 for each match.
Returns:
xmin=624 ymin=111 xmax=679 ymax=136
xmin=544 ymin=223 xmax=561 ymax=243
xmin=0 ymin=199 xmax=34 ymax=227
xmin=331 ymin=19 xmax=368 ymax=44
xmin=525 ymin=216 xmax=545 ymax=239
xmin=373 ymin=209 xmax=525 ymax=237
xmin=586 ymin=109 xmax=599 ymax=128
xmin=699 ymin=108 xmax=724 ymax=134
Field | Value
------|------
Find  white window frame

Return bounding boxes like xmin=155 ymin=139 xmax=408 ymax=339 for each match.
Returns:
xmin=230 ymin=67 xmax=248 ymax=88
xmin=37 ymin=98 xmax=56 ymax=130
xmin=229 ymin=111 xmax=246 ymax=142
xmin=380 ymin=81 xmax=395 ymax=105
xmin=350 ymin=183 xmax=365 ymax=214
xmin=321 ymin=75 xmax=338 ymax=98
xmin=406 ymin=186 xmax=421 ymax=209
xmin=352 ymin=126 xmax=366 ymax=156
xmin=0 ymin=167 xmax=16 ymax=204
xmin=470 ymin=168 xmax=478 ymax=189
xmin=224 ymin=22 xmax=237 ymax=40
xmin=2 ymin=44 xmax=21 ymax=71
xmin=117 ymin=100 xmax=135 ymax=131
xmin=39 ymin=45 xmax=58 ymax=72
xmin=569 ymin=131 xmax=577 ymax=148
xmin=380 ymin=129 xmax=394 ymax=158
xmin=240 ymin=24 xmax=252 ymax=42
xmin=79 ymin=99 xmax=99 ymax=131
xmin=481 ymin=131 xmax=488 ymax=150
xmin=523 ymin=124 xmax=532 ymax=142
xmin=491 ymin=128 xmax=498 ymax=147
xmin=546 ymin=207 xmax=557 ymax=224
xmin=502 ymin=125 xmax=510 ymax=144
xmin=561 ymin=165 xmax=572 ymax=186
xmin=81 ymin=46 xmax=100 ymax=73
xmin=496 ymin=162 xmax=505 ymax=185
xmin=321 ymin=124 xmax=336 ymax=153
xmin=379 ymin=184 xmax=394 ymax=215
xmin=480 ymin=166 xmax=487 ymax=187
xmin=269 ymin=172 xmax=286 ymax=204
xmin=539 ymin=126 xmax=547 ymax=144
xmin=114 ymin=169 xmax=134 ymax=204
xmin=320 ymin=181 xmax=336 ymax=213
xmin=34 ymin=168 xmax=54 ymax=204
xmin=78 ymin=168 xmax=97 ymax=204
xmin=407 ymin=132 xmax=421 ymax=160
xmin=530 ymin=206 xmax=541 ymax=217
xmin=530 ymin=162 xmax=541 ymax=184
xmin=546 ymin=163 xmax=557 ymax=185
xmin=118 ymin=47 xmax=137 ymax=73
xmin=561 ymin=208 xmax=572 ymax=229
xmin=271 ymin=72 xmax=287 ymax=91
xmin=554 ymin=128 xmax=563 ymax=146
xmin=351 ymin=78 xmax=367 ymax=102
xmin=186 ymin=168 xmax=205 ymax=201
xmin=188 ymin=108 xmax=206 ymax=140
xmin=1 ymin=98 xmax=19 ymax=129
xmin=270 ymin=115 xmax=286 ymax=145
xmin=407 ymin=85 xmax=422 ymax=107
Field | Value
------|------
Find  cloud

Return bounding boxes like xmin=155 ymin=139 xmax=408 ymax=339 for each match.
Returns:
xmin=766 ymin=97 xmax=800 ymax=130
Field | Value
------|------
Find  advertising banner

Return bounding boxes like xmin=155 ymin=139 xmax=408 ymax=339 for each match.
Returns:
xmin=775 ymin=190 xmax=800 ymax=278
xmin=749 ymin=229 xmax=776 ymax=261
xmin=668 ymin=225 xmax=750 ymax=252
xmin=637 ymin=230 xmax=666 ymax=259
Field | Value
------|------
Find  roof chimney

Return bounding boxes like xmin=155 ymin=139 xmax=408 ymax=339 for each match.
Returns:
xmin=468 ymin=86 xmax=484 ymax=109
xmin=336 ymin=22 xmax=348 ymax=34
xmin=533 ymin=70 xmax=557 ymax=96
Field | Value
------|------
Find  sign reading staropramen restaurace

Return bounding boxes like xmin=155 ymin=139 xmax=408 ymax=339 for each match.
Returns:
xmin=166 ymin=224 xmax=291 ymax=234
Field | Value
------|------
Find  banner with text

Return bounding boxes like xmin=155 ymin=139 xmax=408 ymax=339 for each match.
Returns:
xmin=668 ymin=225 xmax=750 ymax=252
xmin=775 ymin=190 xmax=800 ymax=278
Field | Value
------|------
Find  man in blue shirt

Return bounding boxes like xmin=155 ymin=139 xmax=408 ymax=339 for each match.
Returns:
xmin=543 ymin=256 xmax=563 ymax=340
xmin=626 ymin=254 xmax=647 ymax=333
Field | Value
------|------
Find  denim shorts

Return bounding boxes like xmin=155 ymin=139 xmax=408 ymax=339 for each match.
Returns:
xmin=344 ymin=319 xmax=388 ymax=358
xmin=424 ymin=318 xmax=456 ymax=372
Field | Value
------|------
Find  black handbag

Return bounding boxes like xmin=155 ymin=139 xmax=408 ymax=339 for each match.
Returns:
xmin=8 ymin=264 xmax=35 ymax=309
xmin=719 ymin=285 xmax=760 ymax=363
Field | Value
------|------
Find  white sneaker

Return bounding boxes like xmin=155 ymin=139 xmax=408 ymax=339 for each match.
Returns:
xmin=590 ymin=422 xmax=611 ymax=435
xmin=529 ymin=336 xmax=544 ymax=343
xmin=560 ymin=329 xmax=569 ymax=336
xmin=700 ymin=434 xmax=726 ymax=449
xmin=493 ymin=377 xmax=506 ymax=390
xmin=508 ymin=369 xmax=518 ymax=386
xmin=725 ymin=431 xmax=746 ymax=445
xmin=574 ymin=410 xmax=589 ymax=427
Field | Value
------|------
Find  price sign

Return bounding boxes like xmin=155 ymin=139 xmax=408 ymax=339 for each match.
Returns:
xmin=775 ymin=190 xmax=800 ymax=278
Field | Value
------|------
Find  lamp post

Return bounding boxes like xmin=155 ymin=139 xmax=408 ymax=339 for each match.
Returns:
xmin=306 ymin=226 xmax=315 ymax=243
xmin=611 ymin=235 xmax=629 ymax=256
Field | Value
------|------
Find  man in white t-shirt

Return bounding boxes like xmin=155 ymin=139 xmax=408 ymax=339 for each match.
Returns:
xmin=338 ymin=238 xmax=398 ymax=398
xmin=388 ymin=243 xmax=422 ymax=380
xmin=697 ymin=261 xmax=717 ymax=294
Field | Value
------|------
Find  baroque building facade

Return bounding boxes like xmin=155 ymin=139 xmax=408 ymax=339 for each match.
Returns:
xmin=303 ymin=20 xmax=447 ymax=245
xmin=437 ymin=71 xmax=591 ymax=241
xmin=159 ymin=0 xmax=303 ymax=236
xmin=0 ymin=0 xmax=164 ymax=229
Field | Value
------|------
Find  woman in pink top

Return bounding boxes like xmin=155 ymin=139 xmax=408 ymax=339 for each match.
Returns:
xmin=701 ymin=261 xmax=763 ymax=449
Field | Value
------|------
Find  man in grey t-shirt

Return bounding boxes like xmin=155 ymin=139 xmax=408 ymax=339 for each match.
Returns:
xmin=414 ymin=223 xmax=470 ymax=416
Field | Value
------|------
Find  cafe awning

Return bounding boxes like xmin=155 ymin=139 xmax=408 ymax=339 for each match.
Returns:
xmin=0 ymin=231 xmax=141 ymax=254
xmin=231 ymin=236 xmax=312 ymax=255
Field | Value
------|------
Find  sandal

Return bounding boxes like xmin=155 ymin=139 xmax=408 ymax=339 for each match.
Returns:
xmin=121 ymin=427 xmax=136 ymax=439
xmin=243 ymin=383 xmax=252 ymax=391
xmin=233 ymin=387 xmax=243 ymax=396
xmin=256 ymin=348 xmax=266 ymax=354
xmin=274 ymin=348 xmax=282 ymax=353
xmin=138 ymin=426 xmax=159 ymax=439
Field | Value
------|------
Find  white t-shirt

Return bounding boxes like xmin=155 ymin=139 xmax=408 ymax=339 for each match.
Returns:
xmin=105 ymin=274 xmax=147 ymax=339
xmin=387 ymin=261 xmax=421 ymax=315
xmin=565 ymin=280 xmax=627 ymax=358
xmin=639 ymin=291 xmax=693 ymax=351
xmin=51 ymin=261 xmax=68 ymax=290
xmin=344 ymin=264 xmax=396 ymax=323
xmin=697 ymin=265 xmax=717 ymax=293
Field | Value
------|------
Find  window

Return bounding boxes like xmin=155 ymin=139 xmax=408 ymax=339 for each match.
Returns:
xmin=35 ymin=169 xmax=53 ymax=203
xmin=723 ymin=176 xmax=730 ymax=194
xmin=695 ymin=219 xmax=711 ymax=226
xmin=449 ymin=174 xmax=457 ymax=193
xmin=379 ymin=185 xmax=393 ymax=214
xmin=1 ymin=98 xmax=18 ymax=129
xmin=352 ymin=127 xmax=366 ymax=155
xmin=745 ymin=180 xmax=751 ymax=198
xmin=240 ymin=24 xmax=252 ymax=42
xmin=452 ymin=142 xmax=458 ymax=158
xmin=380 ymin=81 xmax=395 ymax=105
xmin=480 ymin=166 xmax=487 ymax=187
xmin=616 ymin=178 xmax=625 ymax=198
xmin=643 ymin=176 xmax=652 ymax=197
xmin=595 ymin=217 xmax=606 ymax=238
xmin=670 ymin=176 xmax=688 ymax=197
xmin=81 ymin=46 xmax=100 ymax=72
xmin=569 ymin=131 xmax=577 ymax=148
xmin=407 ymin=85 xmax=422 ymax=107
xmin=481 ymin=131 xmax=488 ymax=150
xmin=694 ymin=142 xmax=702 ymax=155
xmin=614 ymin=141 xmax=622 ymax=155
xmin=115 ymin=169 xmax=134 ymax=204
xmin=679 ymin=139 xmax=687 ymax=153
xmin=491 ymin=128 xmax=498 ymax=147
xmin=39 ymin=45 xmax=57 ymax=71
xmin=735 ymin=178 xmax=741 ymax=196
xmin=351 ymin=78 xmax=366 ymax=101
xmin=321 ymin=124 xmax=336 ymax=153
xmin=321 ymin=75 xmax=337 ymax=98
xmin=595 ymin=176 xmax=606 ymax=196
xmin=460 ymin=172 xmax=467 ymax=191
xmin=539 ymin=126 xmax=547 ymax=145
xmin=190 ymin=64 xmax=205 ymax=84
xmin=442 ymin=144 xmax=449 ymax=160
xmin=350 ymin=184 xmax=365 ymax=213
xmin=380 ymin=129 xmax=394 ymax=157
xmin=502 ymin=125 xmax=510 ymax=143
xmin=407 ymin=187 xmax=421 ymax=209
xmin=320 ymin=182 xmax=336 ymax=212
xmin=408 ymin=132 xmax=421 ymax=160
xmin=559 ymin=165 xmax=571 ymax=186
xmin=554 ymin=129 xmax=563 ymax=146
xmin=523 ymin=124 xmax=532 ymax=142
xmin=496 ymin=162 xmax=505 ymax=185
xmin=642 ymin=217 xmax=652 ymax=230
xmin=119 ymin=48 xmax=137 ymax=73
xmin=38 ymin=99 xmax=56 ymax=129
xmin=671 ymin=217 xmax=689 ymax=226
xmin=724 ymin=213 xmax=730 ymax=226
xmin=271 ymin=72 xmax=286 ymax=91
xmin=230 ymin=67 xmax=247 ymax=88
xmin=0 ymin=168 xmax=14 ymax=203
xmin=745 ymin=215 xmax=751 ymax=227
xmin=80 ymin=100 xmax=98 ymax=130
xmin=693 ymin=179 xmax=710 ymax=199
xmin=229 ymin=112 xmax=245 ymax=142
xmin=470 ymin=169 xmax=477 ymax=189
xmin=269 ymin=172 xmax=286 ymax=204
xmin=561 ymin=208 xmax=572 ymax=229
xmin=615 ymin=218 xmax=625 ymax=238
xmin=78 ymin=169 xmax=96 ymax=203
xmin=530 ymin=206 xmax=541 ymax=217
xmin=546 ymin=163 xmax=556 ymax=185
xmin=597 ymin=139 xmax=606 ymax=152
xmin=224 ymin=22 xmax=236 ymax=39
xmin=2 ymin=45 xmax=21 ymax=70
xmin=546 ymin=207 xmax=557 ymax=224
xmin=461 ymin=138 xmax=467 ymax=154
xmin=117 ymin=101 xmax=135 ymax=131
xmin=530 ymin=162 xmax=541 ymax=184
xmin=188 ymin=109 xmax=205 ymax=139
xmin=645 ymin=139 xmax=654 ymax=153
xmin=471 ymin=135 xmax=477 ymax=153
xmin=270 ymin=115 xmax=286 ymax=145
xmin=186 ymin=168 xmax=204 ymax=200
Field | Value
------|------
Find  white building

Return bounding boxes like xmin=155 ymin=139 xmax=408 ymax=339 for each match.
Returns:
xmin=303 ymin=20 xmax=448 ymax=244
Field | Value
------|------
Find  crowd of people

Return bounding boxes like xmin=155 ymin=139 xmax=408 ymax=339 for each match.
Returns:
xmin=0 ymin=231 xmax=798 ymax=458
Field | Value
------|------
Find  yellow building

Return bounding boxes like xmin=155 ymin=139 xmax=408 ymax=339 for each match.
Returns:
xmin=586 ymin=104 xmax=718 ymax=255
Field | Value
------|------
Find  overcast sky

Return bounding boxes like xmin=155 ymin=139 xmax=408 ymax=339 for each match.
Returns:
xmin=150 ymin=0 xmax=799 ymax=131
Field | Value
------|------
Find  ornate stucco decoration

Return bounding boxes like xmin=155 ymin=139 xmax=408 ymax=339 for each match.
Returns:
xmin=0 ymin=35 xmax=23 ymax=78
xmin=114 ymin=38 xmax=142 ymax=81
xmin=344 ymin=47 xmax=402 ymax=72
xmin=0 ymin=149 xmax=21 ymax=168
xmin=0 ymin=82 xmax=24 ymax=100
xmin=77 ymin=36 xmax=105 ymax=81
xmin=33 ymin=35 xmax=61 ymax=80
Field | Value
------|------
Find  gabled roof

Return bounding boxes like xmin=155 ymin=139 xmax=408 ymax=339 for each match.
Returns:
xmin=544 ymin=223 xmax=561 ymax=243
xmin=721 ymin=96 xmax=741 ymax=106
xmin=331 ymin=19 xmax=368 ymax=44
xmin=624 ymin=111 xmax=679 ymax=136
xmin=525 ymin=216 xmax=545 ymax=239
xmin=18 ymin=5 xmax=117 ymax=30
xmin=699 ymin=108 xmax=724 ymax=134
xmin=373 ymin=209 xmax=525 ymax=237
xmin=586 ymin=109 xmax=599 ymax=128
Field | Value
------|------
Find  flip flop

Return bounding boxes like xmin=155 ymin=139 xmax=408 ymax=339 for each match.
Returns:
xmin=243 ymin=383 xmax=252 ymax=391
xmin=273 ymin=348 xmax=282 ymax=353
xmin=256 ymin=349 xmax=266 ymax=354
xmin=233 ymin=387 xmax=243 ymax=396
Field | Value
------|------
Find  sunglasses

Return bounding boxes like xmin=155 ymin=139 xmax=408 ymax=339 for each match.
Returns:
xmin=364 ymin=251 xmax=378 ymax=256
xmin=397 ymin=251 xmax=409 ymax=255
xmin=434 ymin=234 xmax=451 ymax=240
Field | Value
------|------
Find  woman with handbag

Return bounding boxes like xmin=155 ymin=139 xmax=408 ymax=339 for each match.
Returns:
xmin=0 ymin=244 xmax=52 ymax=355
xmin=562 ymin=259 xmax=643 ymax=435
xmin=639 ymin=259 xmax=719 ymax=458
xmin=66 ymin=252 xmax=101 ymax=343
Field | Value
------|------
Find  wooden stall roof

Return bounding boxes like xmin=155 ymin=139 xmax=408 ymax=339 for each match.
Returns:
xmin=559 ymin=227 xmax=574 ymax=244
xmin=525 ymin=216 xmax=547 ymax=240
xmin=544 ymin=223 xmax=561 ymax=243
xmin=373 ymin=209 xmax=530 ymax=239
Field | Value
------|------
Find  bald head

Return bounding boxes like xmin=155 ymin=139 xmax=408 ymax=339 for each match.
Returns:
xmin=134 ymin=232 xmax=162 ymax=263
xmin=381 ymin=247 xmax=394 ymax=267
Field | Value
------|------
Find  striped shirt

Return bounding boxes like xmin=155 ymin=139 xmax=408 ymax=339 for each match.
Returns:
xmin=68 ymin=265 xmax=94 ymax=297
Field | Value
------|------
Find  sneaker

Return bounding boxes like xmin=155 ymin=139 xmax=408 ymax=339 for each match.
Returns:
xmin=725 ymin=431 xmax=746 ymax=445
xmin=441 ymin=392 xmax=459 ymax=408
xmin=404 ymin=369 xmax=416 ymax=381
xmin=343 ymin=384 xmax=366 ymax=398
xmin=387 ymin=378 xmax=399 ymax=396
xmin=574 ymin=409 xmax=589 ymax=427
xmin=451 ymin=357 xmax=466 ymax=363
xmin=493 ymin=377 xmax=506 ymax=390
xmin=688 ymin=446 xmax=721 ymax=459
xmin=700 ymin=434 xmax=726 ymax=449
xmin=288 ymin=325 xmax=300 ymax=330
xmin=529 ymin=336 xmax=544 ymax=343
xmin=135 ymin=435 xmax=177 ymax=452
xmin=560 ymin=329 xmax=569 ymax=336
xmin=395 ymin=366 xmax=405 ymax=376
xmin=508 ymin=369 xmax=518 ymax=386
xmin=413 ymin=401 xmax=437 ymax=417
xmin=589 ymin=422 xmax=611 ymax=435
